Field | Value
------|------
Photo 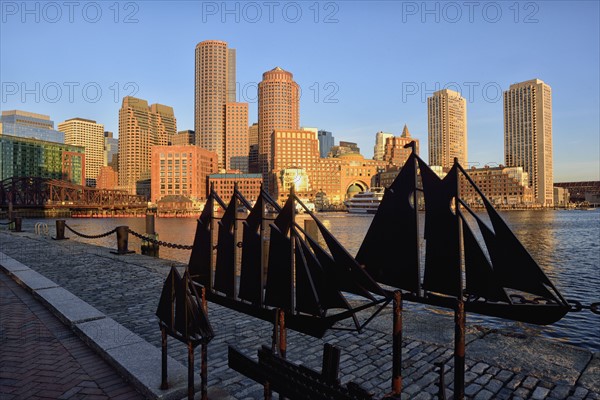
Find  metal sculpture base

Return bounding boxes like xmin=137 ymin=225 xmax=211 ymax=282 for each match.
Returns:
xmin=229 ymin=344 xmax=373 ymax=400
xmin=160 ymin=325 xmax=209 ymax=400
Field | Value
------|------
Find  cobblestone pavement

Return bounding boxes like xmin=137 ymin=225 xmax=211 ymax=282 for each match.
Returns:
xmin=1 ymin=231 xmax=598 ymax=400
xmin=0 ymin=271 xmax=144 ymax=400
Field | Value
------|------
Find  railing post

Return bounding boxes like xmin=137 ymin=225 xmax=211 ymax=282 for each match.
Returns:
xmin=141 ymin=214 xmax=159 ymax=257
xmin=13 ymin=216 xmax=22 ymax=232
xmin=53 ymin=220 xmax=68 ymax=240
xmin=111 ymin=226 xmax=134 ymax=255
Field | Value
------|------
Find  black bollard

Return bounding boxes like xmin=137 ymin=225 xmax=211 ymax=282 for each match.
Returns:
xmin=111 ymin=226 xmax=135 ymax=255
xmin=53 ymin=220 xmax=68 ymax=240
xmin=13 ymin=217 xmax=22 ymax=232
xmin=146 ymin=213 xmax=155 ymax=235
xmin=141 ymin=214 xmax=159 ymax=257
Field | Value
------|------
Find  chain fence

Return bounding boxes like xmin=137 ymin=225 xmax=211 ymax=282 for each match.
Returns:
xmin=127 ymin=228 xmax=194 ymax=250
xmin=64 ymin=223 xmax=117 ymax=239
xmin=61 ymin=222 xmax=193 ymax=250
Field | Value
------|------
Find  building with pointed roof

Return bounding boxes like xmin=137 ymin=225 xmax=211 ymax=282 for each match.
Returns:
xmin=383 ymin=124 xmax=420 ymax=167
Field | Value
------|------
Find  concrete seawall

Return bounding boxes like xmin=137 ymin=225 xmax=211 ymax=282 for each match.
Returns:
xmin=0 ymin=230 xmax=598 ymax=399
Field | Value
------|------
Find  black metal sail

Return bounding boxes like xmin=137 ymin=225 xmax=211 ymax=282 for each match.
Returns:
xmin=297 ymin=235 xmax=350 ymax=310
xmin=356 ymin=152 xmax=420 ymax=293
xmin=238 ymin=194 xmax=264 ymax=304
xmin=462 ymin=220 xmax=510 ymax=303
xmin=293 ymin=234 xmax=323 ymax=316
xmin=188 ymin=194 xmax=214 ymax=285
xmin=213 ymin=195 xmax=236 ymax=297
xmin=264 ymin=195 xmax=294 ymax=310
xmin=419 ymin=160 xmax=461 ymax=297
xmin=480 ymin=194 xmax=561 ymax=300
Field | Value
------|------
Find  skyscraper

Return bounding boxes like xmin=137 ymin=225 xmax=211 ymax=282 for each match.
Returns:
xmin=195 ymin=40 xmax=246 ymax=170
xmin=118 ymin=96 xmax=176 ymax=194
xmin=58 ymin=118 xmax=105 ymax=186
xmin=504 ymin=79 xmax=553 ymax=205
xmin=373 ymin=131 xmax=394 ymax=161
xmin=318 ymin=130 xmax=334 ymax=158
xmin=258 ymin=67 xmax=300 ymax=191
xmin=225 ymin=102 xmax=249 ymax=172
xmin=427 ymin=89 xmax=467 ymax=168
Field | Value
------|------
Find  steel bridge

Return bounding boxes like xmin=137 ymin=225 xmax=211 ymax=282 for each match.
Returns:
xmin=0 ymin=177 xmax=147 ymax=210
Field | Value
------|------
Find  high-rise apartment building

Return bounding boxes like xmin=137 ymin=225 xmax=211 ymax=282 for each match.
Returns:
xmin=373 ymin=131 xmax=393 ymax=161
xmin=318 ymin=130 xmax=334 ymax=158
xmin=225 ymin=102 xmax=249 ymax=172
xmin=504 ymin=79 xmax=553 ymax=205
xmin=258 ymin=67 xmax=300 ymax=192
xmin=383 ymin=125 xmax=419 ymax=167
xmin=118 ymin=96 xmax=176 ymax=194
xmin=0 ymin=110 xmax=64 ymax=143
xmin=427 ymin=89 xmax=467 ymax=168
xmin=58 ymin=118 xmax=104 ymax=186
xmin=195 ymin=40 xmax=246 ymax=170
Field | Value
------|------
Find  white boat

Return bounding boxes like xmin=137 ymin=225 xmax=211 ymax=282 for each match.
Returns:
xmin=344 ymin=187 xmax=385 ymax=214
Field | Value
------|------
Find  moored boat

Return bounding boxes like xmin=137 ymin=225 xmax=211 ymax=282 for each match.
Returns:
xmin=344 ymin=187 xmax=385 ymax=214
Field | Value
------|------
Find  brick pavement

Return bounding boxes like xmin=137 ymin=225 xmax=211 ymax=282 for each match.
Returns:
xmin=0 ymin=231 xmax=598 ymax=399
xmin=0 ymin=272 xmax=144 ymax=400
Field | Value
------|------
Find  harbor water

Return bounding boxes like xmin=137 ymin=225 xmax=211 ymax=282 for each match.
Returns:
xmin=18 ymin=209 xmax=600 ymax=352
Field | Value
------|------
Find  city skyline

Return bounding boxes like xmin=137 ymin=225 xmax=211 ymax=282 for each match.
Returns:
xmin=1 ymin=1 xmax=598 ymax=181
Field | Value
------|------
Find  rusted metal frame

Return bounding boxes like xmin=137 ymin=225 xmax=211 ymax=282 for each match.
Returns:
xmin=391 ymin=290 xmax=403 ymax=396
xmin=232 ymin=183 xmax=239 ymax=301
xmin=187 ymin=341 xmax=194 ymax=400
xmin=201 ymin=286 xmax=208 ymax=400
xmin=454 ymin=158 xmax=466 ymax=400
xmin=160 ymin=326 xmax=168 ymax=390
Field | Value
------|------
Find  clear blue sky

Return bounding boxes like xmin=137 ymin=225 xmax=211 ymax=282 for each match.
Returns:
xmin=1 ymin=1 xmax=598 ymax=181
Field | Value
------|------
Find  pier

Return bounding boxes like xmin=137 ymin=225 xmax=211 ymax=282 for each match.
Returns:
xmin=0 ymin=228 xmax=598 ymax=399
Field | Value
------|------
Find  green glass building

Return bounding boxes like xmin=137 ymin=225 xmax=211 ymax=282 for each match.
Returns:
xmin=0 ymin=133 xmax=85 ymax=185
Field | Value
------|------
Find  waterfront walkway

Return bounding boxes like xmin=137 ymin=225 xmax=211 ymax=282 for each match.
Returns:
xmin=0 ymin=229 xmax=598 ymax=399
xmin=0 ymin=271 xmax=143 ymax=399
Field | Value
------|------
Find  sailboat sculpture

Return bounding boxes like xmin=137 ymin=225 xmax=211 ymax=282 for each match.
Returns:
xmin=188 ymin=185 xmax=388 ymax=338
xmin=356 ymin=144 xmax=570 ymax=325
